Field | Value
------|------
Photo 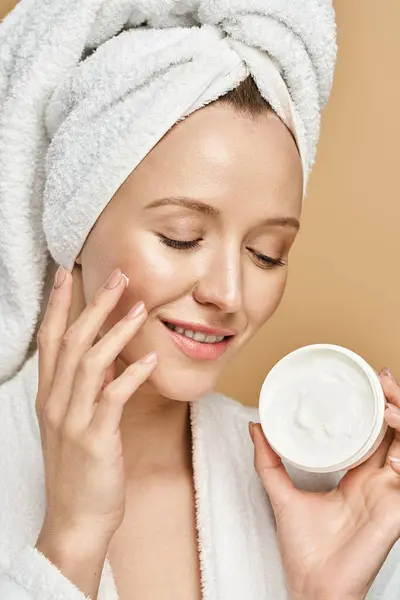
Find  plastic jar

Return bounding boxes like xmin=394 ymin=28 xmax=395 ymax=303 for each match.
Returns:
xmin=258 ymin=344 xmax=387 ymax=473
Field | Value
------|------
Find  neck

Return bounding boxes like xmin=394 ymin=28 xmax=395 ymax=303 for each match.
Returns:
xmin=115 ymin=358 xmax=193 ymax=481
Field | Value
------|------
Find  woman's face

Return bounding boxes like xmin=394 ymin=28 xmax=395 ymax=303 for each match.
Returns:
xmin=75 ymin=102 xmax=302 ymax=402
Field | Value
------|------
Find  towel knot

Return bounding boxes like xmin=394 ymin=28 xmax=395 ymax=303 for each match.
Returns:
xmin=86 ymin=0 xmax=336 ymax=111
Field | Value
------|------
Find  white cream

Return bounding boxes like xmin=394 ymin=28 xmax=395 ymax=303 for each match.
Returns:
xmin=259 ymin=345 xmax=386 ymax=472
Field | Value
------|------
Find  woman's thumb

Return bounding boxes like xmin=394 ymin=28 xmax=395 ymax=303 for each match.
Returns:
xmin=249 ymin=422 xmax=296 ymax=514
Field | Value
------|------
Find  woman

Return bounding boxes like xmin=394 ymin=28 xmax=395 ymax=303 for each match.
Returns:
xmin=1 ymin=1 xmax=400 ymax=600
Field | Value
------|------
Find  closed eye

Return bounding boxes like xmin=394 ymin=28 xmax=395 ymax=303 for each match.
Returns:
xmin=250 ymin=249 xmax=286 ymax=269
xmin=158 ymin=235 xmax=201 ymax=250
xmin=158 ymin=235 xmax=286 ymax=270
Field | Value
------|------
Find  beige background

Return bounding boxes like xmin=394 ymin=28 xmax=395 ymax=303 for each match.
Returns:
xmin=2 ymin=1 xmax=399 ymax=406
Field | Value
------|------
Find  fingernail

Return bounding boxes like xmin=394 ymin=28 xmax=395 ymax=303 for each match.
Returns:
xmin=386 ymin=403 xmax=400 ymax=416
xmin=104 ymin=268 xmax=122 ymax=290
xmin=248 ymin=421 xmax=255 ymax=442
xmin=126 ymin=301 xmax=145 ymax=319
xmin=141 ymin=351 xmax=157 ymax=364
xmin=388 ymin=456 xmax=400 ymax=463
xmin=54 ymin=266 xmax=66 ymax=288
xmin=382 ymin=367 xmax=394 ymax=381
xmin=122 ymin=274 xmax=130 ymax=287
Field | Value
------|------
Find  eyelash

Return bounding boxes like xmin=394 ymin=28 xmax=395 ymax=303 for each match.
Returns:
xmin=159 ymin=235 xmax=202 ymax=250
xmin=158 ymin=235 xmax=286 ymax=270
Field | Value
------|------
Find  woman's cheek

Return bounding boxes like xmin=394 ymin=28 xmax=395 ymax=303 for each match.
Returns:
xmin=121 ymin=247 xmax=194 ymax=310
xmin=249 ymin=268 xmax=288 ymax=327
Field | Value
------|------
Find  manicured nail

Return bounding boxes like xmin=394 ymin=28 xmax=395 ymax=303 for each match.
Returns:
xmin=141 ymin=351 xmax=157 ymax=364
xmin=126 ymin=301 xmax=145 ymax=319
xmin=104 ymin=268 xmax=122 ymax=290
xmin=388 ymin=456 xmax=400 ymax=463
xmin=54 ymin=266 xmax=66 ymax=288
xmin=122 ymin=274 xmax=129 ymax=287
xmin=248 ymin=421 xmax=255 ymax=442
xmin=382 ymin=367 xmax=394 ymax=381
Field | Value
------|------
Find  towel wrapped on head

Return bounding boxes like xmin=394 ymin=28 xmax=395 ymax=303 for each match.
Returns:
xmin=0 ymin=0 xmax=337 ymax=383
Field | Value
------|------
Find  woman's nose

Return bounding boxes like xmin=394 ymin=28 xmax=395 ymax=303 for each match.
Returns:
xmin=193 ymin=248 xmax=242 ymax=314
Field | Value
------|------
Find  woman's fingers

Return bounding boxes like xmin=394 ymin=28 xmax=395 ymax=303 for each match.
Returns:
xmin=384 ymin=409 xmax=400 ymax=474
xmin=354 ymin=426 xmax=394 ymax=471
xmin=101 ymin=361 xmax=117 ymax=391
xmin=250 ymin=422 xmax=297 ymax=516
xmin=89 ymin=352 xmax=158 ymax=437
xmin=47 ymin=268 xmax=129 ymax=425
xmin=36 ymin=267 xmax=73 ymax=418
xmin=380 ymin=368 xmax=400 ymax=408
xmin=34 ymin=264 xmax=160 ymax=540
xmin=65 ymin=302 xmax=148 ymax=432
xmin=379 ymin=369 xmax=400 ymax=475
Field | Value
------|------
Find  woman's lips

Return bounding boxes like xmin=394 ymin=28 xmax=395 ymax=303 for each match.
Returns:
xmin=161 ymin=321 xmax=234 ymax=361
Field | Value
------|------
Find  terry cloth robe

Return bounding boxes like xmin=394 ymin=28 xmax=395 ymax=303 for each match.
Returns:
xmin=0 ymin=349 xmax=400 ymax=600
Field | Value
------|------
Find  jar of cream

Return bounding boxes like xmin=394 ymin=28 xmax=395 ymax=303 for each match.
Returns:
xmin=258 ymin=344 xmax=387 ymax=473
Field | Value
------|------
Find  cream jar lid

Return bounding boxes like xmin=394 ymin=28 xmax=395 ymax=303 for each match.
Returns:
xmin=258 ymin=344 xmax=386 ymax=473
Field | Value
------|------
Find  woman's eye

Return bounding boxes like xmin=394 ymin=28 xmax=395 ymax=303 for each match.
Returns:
xmin=158 ymin=235 xmax=202 ymax=250
xmin=158 ymin=235 xmax=285 ymax=269
xmin=250 ymin=249 xmax=286 ymax=270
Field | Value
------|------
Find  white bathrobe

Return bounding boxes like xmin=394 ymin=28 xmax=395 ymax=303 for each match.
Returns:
xmin=0 ymin=350 xmax=400 ymax=599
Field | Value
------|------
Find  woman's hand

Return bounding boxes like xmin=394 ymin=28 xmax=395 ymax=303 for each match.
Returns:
xmin=35 ymin=266 xmax=157 ymax=546
xmin=249 ymin=369 xmax=400 ymax=600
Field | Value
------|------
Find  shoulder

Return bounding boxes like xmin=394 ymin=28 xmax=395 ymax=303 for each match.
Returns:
xmin=0 ymin=350 xmax=43 ymax=568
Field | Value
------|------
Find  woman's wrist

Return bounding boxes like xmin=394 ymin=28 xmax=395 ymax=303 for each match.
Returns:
xmin=35 ymin=524 xmax=111 ymax=599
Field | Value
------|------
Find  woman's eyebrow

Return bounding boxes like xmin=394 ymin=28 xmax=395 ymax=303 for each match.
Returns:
xmin=261 ymin=216 xmax=300 ymax=230
xmin=145 ymin=196 xmax=300 ymax=230
xmin=145 ymin=196 xmax=218 ymax=217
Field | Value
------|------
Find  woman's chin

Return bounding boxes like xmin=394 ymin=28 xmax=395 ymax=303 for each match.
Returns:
xmin=148 ymin=362 xmax=218 ymax=403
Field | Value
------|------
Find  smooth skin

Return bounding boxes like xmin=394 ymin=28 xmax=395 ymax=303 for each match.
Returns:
xmin=250 ymin=371 xmax=400 ymax=599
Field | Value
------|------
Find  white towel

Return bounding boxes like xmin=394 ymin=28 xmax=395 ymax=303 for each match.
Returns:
xmin=0 ymin=0 xmax=337 ymax=384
